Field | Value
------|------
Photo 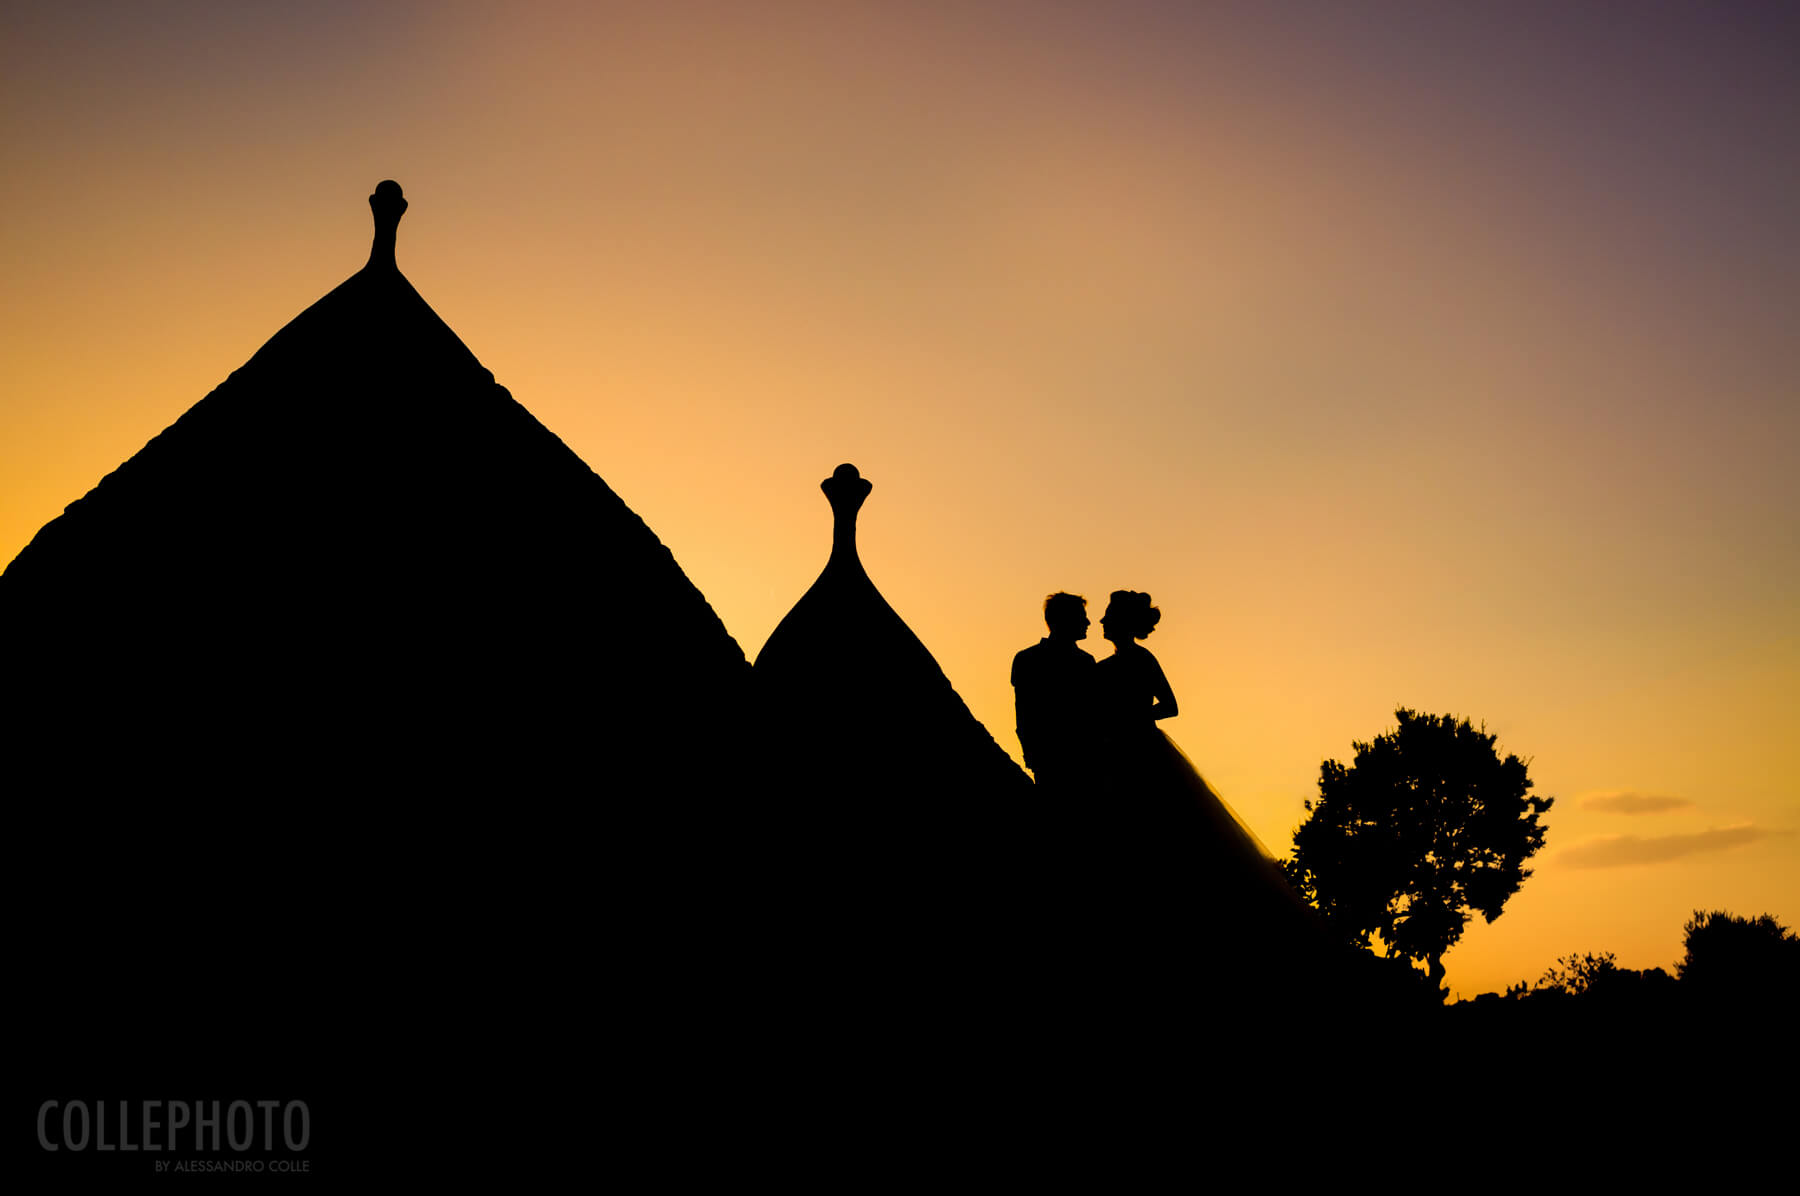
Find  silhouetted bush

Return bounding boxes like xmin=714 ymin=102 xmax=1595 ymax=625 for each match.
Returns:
xmin=1512 ymin=956 xmax=1676 ymax=1009
xmin=1677 ymin=910 xmax=1799 ymax=1002
xmin=1537 ymin=950 xmax=1619 ymax=996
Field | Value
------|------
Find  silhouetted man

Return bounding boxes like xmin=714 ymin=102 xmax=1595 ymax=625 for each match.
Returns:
xmin=1011 ymin=592 xmax=1096 ymax=792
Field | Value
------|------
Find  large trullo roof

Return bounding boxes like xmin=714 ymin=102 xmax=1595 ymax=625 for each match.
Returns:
xmin=3 ymin=181 xmax=748 ymax=791
xmin=7 ymin=182 xmax=749 ymax=1124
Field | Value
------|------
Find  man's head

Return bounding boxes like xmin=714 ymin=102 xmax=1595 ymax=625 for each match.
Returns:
xmin=1043 ymin=592 xmax=1089 ymax=641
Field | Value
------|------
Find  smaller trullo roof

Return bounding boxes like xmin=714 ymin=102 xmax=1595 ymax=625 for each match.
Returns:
xmin=754 ymin=463 xmax=1032 ymax=808
xmin=749 ymin=464 xmax=1034 ymax=1036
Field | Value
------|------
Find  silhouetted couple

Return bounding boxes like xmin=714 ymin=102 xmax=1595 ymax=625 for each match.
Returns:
xmin=1014 ymin=591 xmax=1318 ymax=960
xmin=1011 ymin=590 xmax=1177 ymax=796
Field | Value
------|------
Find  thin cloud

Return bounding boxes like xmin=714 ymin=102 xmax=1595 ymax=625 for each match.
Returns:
xmin=1581 ymin=791 xmax=1696 ymax=815
xmin=1560 ymin=826 xmax=1793 ymax=870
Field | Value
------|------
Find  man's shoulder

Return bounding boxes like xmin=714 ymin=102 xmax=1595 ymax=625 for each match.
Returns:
xmin=1014 ymin=640 xmax=1094 ymax=678
xmin=1013 ymin=640 xmax=1048 ymax=663
xmin=1011 ymin=641 xmax=1044 ymax=684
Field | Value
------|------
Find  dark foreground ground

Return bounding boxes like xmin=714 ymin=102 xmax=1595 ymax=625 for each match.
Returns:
xmin=19 ymin=975 xmax=1792 ymax=1185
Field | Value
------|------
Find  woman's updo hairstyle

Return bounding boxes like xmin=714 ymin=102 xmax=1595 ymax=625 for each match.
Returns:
xmin=1106 ymin=590 xmax=1161 ymax=640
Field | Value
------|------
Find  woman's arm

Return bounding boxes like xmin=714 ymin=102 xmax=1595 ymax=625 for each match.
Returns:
xmin=1148 ymin=654 xmax=1179 ymax=721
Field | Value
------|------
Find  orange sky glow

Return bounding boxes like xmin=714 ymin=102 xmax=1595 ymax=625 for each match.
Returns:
xmin=4 ymin=1 xmax=1795 ymax=999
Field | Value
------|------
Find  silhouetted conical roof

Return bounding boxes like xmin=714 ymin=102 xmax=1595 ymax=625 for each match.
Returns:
xmin=748 ymin=465 xmax=1033 ymax=1057
xmin=754 ymin=463 xmax=1031 ymax=806
xmin=4 ymin=181 xmax=747 ymax=788
xmin=6 ymin=182 xmax=749 ymax=1117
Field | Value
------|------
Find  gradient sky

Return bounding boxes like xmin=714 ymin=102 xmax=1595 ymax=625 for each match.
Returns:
xmin=5 ymin=1 xmax=1795 ymax=999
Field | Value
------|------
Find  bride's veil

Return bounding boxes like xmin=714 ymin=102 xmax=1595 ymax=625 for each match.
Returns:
xmin=1158 ymin=730 xmax=1277 ymax=860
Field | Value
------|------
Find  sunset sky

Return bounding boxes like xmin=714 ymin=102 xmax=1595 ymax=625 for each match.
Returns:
xmin=4 ymin=1 xmax=1795 ymax=999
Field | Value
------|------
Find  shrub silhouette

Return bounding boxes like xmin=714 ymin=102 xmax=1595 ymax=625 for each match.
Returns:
xmin=1678 ymin=910 xmax=1799 ymax=1001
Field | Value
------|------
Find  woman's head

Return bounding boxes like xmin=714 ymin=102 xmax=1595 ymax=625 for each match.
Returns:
xmin=1101 ymin=591 xmax=1160 ymax=643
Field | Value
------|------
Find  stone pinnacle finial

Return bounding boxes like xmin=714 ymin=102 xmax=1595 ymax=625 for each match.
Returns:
xmin=821 ymin=463 xmax=872 ymax=566
xmin=368 ymin=180 xmax=407 ymax=270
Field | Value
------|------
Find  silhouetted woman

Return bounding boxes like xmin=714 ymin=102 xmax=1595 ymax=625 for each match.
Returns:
xmin=1088 ymin=590 xmax=1327 ymax=976
xmin=1095 ymin=590 xmax=1178 ymax=749
xmin=1094 ymin=590 xmax=1239 ymax=815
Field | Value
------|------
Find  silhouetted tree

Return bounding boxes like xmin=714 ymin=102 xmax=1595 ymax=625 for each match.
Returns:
xmin=1677 ymin=910 xmax=1799 ymax=999
xmin=1282 ymin=708 xmax=1553 ymax=992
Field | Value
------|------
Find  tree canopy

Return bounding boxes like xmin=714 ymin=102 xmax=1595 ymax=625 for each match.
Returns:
xmin=1283 ymin=708 xmax=1553 ymax=991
